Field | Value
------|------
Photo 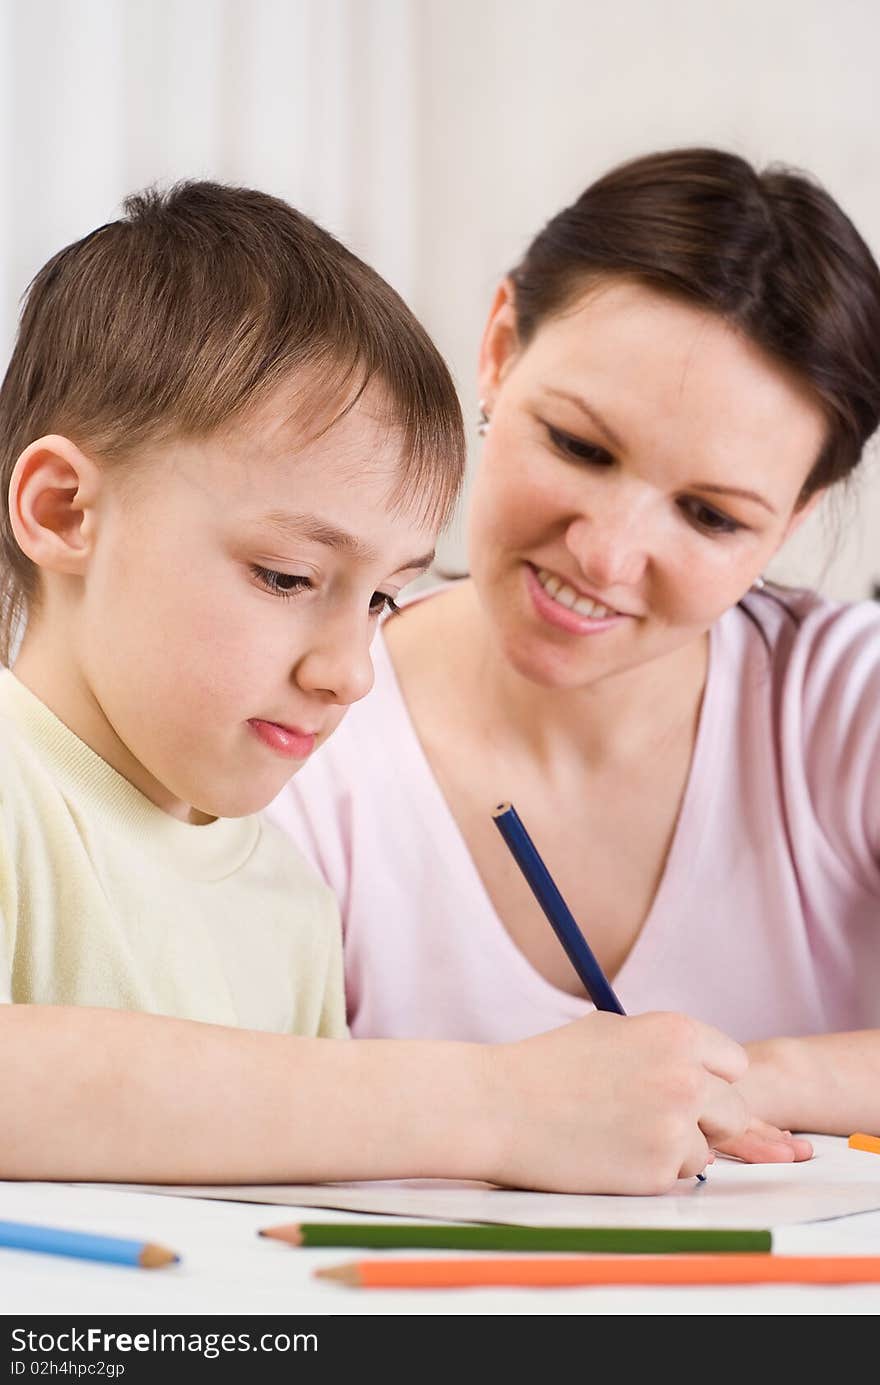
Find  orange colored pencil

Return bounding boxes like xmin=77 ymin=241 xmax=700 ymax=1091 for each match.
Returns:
xmin=849 ymin=1132 xmax=880 ymax=1156
xmin=316 ymin=1255 xmax=880 ymax=1289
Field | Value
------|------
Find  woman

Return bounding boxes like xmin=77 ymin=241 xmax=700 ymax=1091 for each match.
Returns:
xmin=268 ymin=148 xmax=880 ymax=1143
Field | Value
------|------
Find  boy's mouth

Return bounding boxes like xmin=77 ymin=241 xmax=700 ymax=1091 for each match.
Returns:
xmin=247 ymin=718 xmax=318 ymax=760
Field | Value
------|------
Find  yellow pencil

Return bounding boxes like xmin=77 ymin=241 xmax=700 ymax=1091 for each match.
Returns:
xmin=849 ymin=1132 xmax=880 ymax=1156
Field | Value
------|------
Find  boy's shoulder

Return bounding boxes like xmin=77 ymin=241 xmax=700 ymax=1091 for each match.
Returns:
xmin=0 ymin=693 xmax=57 ymax=927
xmin=0 ymin=685 xmax=53 ymax=809
xmin=0 ymin=700 xmax=64 ymax=870
xmin=256 ymin=810 xmax=341 ymax=914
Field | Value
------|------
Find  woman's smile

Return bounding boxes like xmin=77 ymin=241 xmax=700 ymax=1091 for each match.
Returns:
xmin=525 ymin=562 xmax=634 ymax=635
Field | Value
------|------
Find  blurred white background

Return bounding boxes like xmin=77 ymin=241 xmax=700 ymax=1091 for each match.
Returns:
xmin=1 ymin=0 xmax=878 ymax=596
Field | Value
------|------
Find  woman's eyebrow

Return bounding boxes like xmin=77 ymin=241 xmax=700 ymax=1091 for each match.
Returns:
xmin=543 ymin=391 xmax=777 ymax=515
xmin=691 ymin=483 xmax=777 ymax=514
xmin=544 ymin=388 xmax=623 ymax=450
xmin=258 ymin=510 xmax=435 ymax=571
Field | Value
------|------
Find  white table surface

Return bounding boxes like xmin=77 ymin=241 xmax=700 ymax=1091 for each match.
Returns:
xmin=2 ymin=1160 xmax=880 ymax=1316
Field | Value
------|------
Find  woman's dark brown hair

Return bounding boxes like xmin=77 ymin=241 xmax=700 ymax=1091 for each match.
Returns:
xmin=0 ymin=181 xmax=465 ymax=665
xmin=510 ymin=148 xmax=880 ymax=504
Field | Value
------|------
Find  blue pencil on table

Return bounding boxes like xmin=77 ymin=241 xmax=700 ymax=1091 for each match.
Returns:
xmin=0 ymin=1219 xmax=179 ymax=1268
xmin=491 ymin=802 xmax=708 ymax=1181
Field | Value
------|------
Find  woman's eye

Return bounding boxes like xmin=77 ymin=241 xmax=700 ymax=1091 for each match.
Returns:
xmin=682 ymin=501 xmax=742 ymax=535
xmin=251 ymin=565 xmax=311 ymax=598
xmin=370 ymin=592 xmax=400 ymax=617
xmin=547 ymin=425 xmax=612 ymax=465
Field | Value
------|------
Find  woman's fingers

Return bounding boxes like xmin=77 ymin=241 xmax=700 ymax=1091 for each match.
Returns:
xmin=713 ymin=1119 xmax=814 ymax=1165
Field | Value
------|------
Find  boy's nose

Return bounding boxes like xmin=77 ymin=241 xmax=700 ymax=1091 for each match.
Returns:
xmin=293 ymin=630 xmax=375 ymax=707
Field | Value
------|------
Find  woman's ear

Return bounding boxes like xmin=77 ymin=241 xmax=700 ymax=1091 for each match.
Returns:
xmin=8 ymin=435 xmax=102 ymax=576
xmin=477 ymin=279 xmax=522 ymax=415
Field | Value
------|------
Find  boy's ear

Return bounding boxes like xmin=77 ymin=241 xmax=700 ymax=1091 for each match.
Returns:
xmin=8 ymin=435 xmax=102 ymax=576
xmin=477 ymin=279 xmax=522 ymax=416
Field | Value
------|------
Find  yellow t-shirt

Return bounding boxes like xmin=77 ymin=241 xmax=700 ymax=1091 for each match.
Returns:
xmin=0 ymin=671 xmax=346 ymax=1037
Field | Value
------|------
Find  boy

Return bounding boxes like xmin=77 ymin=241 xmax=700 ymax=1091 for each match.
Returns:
xmin=0 ymin=182 xmax=750 ymax=1193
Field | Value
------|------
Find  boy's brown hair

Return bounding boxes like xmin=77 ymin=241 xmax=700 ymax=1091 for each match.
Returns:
xmin=0 ymin=181 xmax=465 ymax=665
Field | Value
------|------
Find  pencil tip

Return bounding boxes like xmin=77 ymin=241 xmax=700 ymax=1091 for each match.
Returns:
xmin=258 ymin=1225 xmax=303 ymax=1246
xmin=140 ymin=1244 xmax=179 ymax=1269
xmin=314 ymin=1264 xmax=358 ymax=1285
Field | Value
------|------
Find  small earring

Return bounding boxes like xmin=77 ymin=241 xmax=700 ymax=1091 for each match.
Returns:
xmin=477 ymin=400 xmax=490 ymax=437
xmin=752 ymin=575 xmax=766 ymax=591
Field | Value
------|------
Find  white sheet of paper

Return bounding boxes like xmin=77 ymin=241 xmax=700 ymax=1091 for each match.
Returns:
xmin=99 ymin=1136 xmax=880 ymax=1229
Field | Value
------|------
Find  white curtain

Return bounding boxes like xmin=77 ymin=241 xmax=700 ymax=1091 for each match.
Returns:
xmin=2 ymin=0 xmax=879 ymax=595
xmin=0 ymin=0 xmax=418 ymax=361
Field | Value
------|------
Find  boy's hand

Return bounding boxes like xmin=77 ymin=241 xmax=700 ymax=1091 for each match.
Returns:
xmin=485 ymin=1010 xmax=750 ymax=1195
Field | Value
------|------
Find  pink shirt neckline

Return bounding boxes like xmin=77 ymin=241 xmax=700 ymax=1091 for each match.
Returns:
xmin=374 ymin=595 xmax=727 ymax=1013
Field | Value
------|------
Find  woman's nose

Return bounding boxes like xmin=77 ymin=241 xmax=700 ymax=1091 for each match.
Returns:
xmin=564 ymin=507 xmax=649 ymax=591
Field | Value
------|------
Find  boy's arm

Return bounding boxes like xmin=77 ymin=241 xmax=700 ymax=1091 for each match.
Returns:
xmin=0 ymin=1005 xmax=752 ymax=1195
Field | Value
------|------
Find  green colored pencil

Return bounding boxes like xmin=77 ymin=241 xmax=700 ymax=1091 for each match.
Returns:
xmin=259 ymin=1222 xmax=772 ymax=1253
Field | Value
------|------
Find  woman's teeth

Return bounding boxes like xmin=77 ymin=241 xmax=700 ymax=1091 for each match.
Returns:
xmin=536 ymin=567 xmax=616 ymax=619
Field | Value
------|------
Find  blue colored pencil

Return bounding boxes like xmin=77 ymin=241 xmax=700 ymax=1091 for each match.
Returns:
xmin=492 ymin=802 xmax=625 ymax=1013
xmin=0 ymin=1218 xmax=178 ymax=1268
xmin=491 ymin=802 xmax=708 ymax=1181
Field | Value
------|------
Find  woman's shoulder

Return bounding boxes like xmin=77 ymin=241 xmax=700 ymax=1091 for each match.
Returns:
xmin=714 ymin=586 xmax=880 ymax=779
xmin=721 ymin=589 xmax=880 ymax=881
xmin=777 ymin=591 xmax=880 ymax=755
xmin=383 ymin=577 xmax=469 ymax=656
xmin=724 ymin=586 xmax=880 ymax=692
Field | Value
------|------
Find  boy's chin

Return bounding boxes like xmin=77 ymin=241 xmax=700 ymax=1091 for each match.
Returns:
xmin=193 ymin=774 xmax=299 ymax=820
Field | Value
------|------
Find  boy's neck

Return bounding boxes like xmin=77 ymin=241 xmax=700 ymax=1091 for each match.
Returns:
xmin=12 ymin=634 xmax=215 ymax=825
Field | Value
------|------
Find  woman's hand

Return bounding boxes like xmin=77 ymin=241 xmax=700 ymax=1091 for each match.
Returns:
xmin=711 ymin=1118 xmax=813 ymax=1164
xmin=710 ymin=1038 xmax=813 ymax=1162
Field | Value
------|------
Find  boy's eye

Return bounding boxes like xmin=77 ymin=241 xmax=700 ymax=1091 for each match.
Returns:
xmin=370 ymin=593 xmax=400 ymax=617
xmin=252 ymin=565 xmax=399 ymax=616
xmin=251 ymin=565 xmax=310 ymax=598
xmin=546 ymin=424 xmax=612 ymax=466
xmin=680 ymin=500 xmax=742 ymax=536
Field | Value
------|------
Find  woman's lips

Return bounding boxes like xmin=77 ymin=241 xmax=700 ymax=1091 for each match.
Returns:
xmin=524 ymin=563 xmax=631 ymax=636
xmin=248 ymin=719 xmax=318 ymax=759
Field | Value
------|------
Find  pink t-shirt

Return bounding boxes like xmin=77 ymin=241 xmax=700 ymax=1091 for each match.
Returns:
xmin=266 ymin=588 xmax=880 ymax=1043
